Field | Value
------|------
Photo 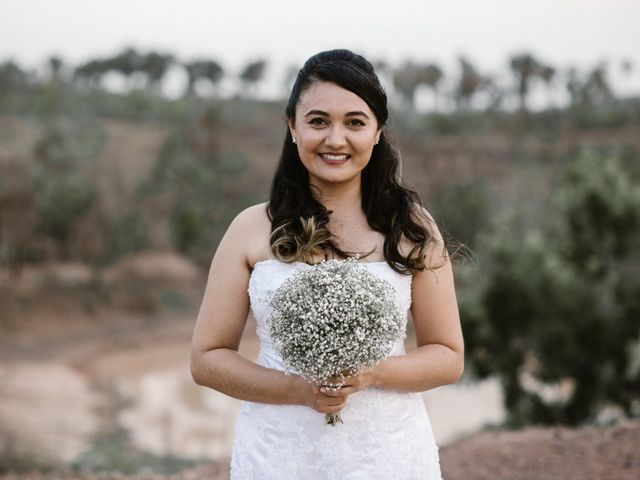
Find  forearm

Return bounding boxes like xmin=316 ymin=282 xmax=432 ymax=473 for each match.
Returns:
xmin=372 ymin=343 xmax=464 ymax=392
xmin=191 ymin=347 xmax=307 ymax=405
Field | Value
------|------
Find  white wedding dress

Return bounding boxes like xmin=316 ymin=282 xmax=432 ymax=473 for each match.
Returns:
xmin=230 ymin=259 xmax=442 ymax=479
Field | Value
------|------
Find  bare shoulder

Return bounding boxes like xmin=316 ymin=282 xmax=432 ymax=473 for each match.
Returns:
xmin=229 ymin=202 xmax=270 ymax=231
xmin=222 ymin=202 xmax=271 ymax=267
xmin=400 ymin=203 xmax=450 ymax=270
xmin=411 ymin=204 xmax=443 ymax=243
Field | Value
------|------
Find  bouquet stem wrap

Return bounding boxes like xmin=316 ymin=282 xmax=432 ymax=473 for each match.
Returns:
xmin=267 ymin=258 xmax=405 ymax=426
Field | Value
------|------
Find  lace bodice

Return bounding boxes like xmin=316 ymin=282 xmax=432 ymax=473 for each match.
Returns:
xmin=231 ymin=259 xmax=442 ymax=480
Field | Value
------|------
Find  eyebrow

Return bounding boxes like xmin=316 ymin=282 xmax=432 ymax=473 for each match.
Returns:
xmin=304 ymin=109 xmax=370 ymax=119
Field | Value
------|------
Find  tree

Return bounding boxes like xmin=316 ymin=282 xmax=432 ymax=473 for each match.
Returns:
xmin=392 ymin=62 xmax=420 ymax=108
xmin=73 ymin=48 xmax=174 ymax=92
xmin=31 ymin=127 xmax=95 ymax=258
xmin=581 ymin=64 xmax=614 ymax=106
xmin=421 ymin=63 xmax=444 ymax=109
xmin=239 ymin=59 xmax=267 ymax=95
xmin=540 ymin=66 xmax=556 ymax=107
xmin=392 ymin=62 xmax=444 ymax=110
xmin=509 ymin=53 xmax=555 ymax=111
xmin=34 ymin=173 xmax=93 ymax=256
xmin=141 ymin=51 xmax=173 ymax=91
xmin=432 ymin=182 xmax=492 ymax=249
xmin=48 ymin=56 xmax=64 ymax=82
xmin=565 ymin=64 xmax=615 ymax=109
xmin=109 ymin=47 xmax=145 ymax=89
xmin=184 ymin=59 xmax=224 ymax=96
xmin=281 ymin=63 xmax=300 ymax=97
xmin=0 ymin=162 xmax=35 ymax=275
xmin=463 ymin=149 xmax=640 ymax=426
xmin=74 ymin=59 xmax=108 ymax=88
xmin=509 ymin=53 xmax=540 ymax=111
xmin=565 ymin=67 xmax=582 ymax=107
xmin=0 ymin=60 xmax=28 ymax=90
xmin=455 ymin=56 xmax=486 ymax=109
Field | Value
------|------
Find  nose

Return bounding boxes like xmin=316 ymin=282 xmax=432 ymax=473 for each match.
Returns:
xmin=324 ymin=125 xmax=347 ymax=148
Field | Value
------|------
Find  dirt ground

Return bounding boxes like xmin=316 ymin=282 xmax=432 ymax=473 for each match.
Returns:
xmin=1 ymin=418 xmax=639 ymax=479
xmin=1 ymin=256 xmax=639 ymax=480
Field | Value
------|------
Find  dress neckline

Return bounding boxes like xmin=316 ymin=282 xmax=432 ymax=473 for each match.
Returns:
xmin=251 ymin=258 xmax=390 ymax=270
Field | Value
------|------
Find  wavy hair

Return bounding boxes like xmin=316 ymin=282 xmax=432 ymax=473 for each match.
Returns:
xmin=268 ymin=49 xmax=441 ymax=274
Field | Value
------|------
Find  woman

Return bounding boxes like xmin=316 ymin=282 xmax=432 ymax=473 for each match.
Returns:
xmin=191 ymin=49 xmax=464 ymax=479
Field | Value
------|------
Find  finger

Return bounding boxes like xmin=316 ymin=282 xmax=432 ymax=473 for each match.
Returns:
xmin=323 ymin=401 xmax=346 ymax=414
xmin=316 ymin=394 xmax=345 ymax=406
xmin=340 ymin=374 xmax=361 ymax=386
xmin=320 ymin=386 xmax=344 ymax=397
xmin=333 ymin=385 xmax=356 ymax=395
xmin=342 ymin=378 xmax=360 ymax=388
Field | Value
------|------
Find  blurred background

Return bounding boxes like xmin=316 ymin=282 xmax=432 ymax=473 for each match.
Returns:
xmin=1 ymin=0 xmax=639 ymax=477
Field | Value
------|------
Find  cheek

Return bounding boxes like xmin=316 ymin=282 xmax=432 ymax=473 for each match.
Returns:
xmin=354 ymin=137 xmax=376 ymax=153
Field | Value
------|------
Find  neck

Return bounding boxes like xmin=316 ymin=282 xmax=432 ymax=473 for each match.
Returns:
xmin=310 ymin=177 xmax=363 ymax=216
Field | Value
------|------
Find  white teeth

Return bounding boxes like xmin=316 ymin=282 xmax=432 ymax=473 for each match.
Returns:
xmin=322 ymin=154 xmax=348 ymax=161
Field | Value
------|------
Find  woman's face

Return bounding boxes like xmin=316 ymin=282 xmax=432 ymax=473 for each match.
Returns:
xmin=289 ymin=81 xmax=381 ymax=189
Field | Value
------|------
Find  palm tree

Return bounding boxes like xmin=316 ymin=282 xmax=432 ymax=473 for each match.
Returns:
xmin=420 ymin=63 xmax=444 ymax=110
xmin=48 ymin=56 xmax=63 ymax=82
xmin=392 ymin=62 xmax=420 ymax=108
xmin=281 ymin=63 xmax=300 ymax=97
xmin=392 ymin=62 xmax=441 ymax=110
xmin=74 ymin=59 xmax=108 ymax=88
xmin=141 ymin=51 xmax=173 ymax=91
xmin=184 ymin=60 xmax=224 ymax=96
xmin=510 ymin=53 xmax=558 ymax=111
xmin=582 ymin=64 xmax=614 ymax=105
xmin=110 ymin=47 xmax=144 ymax=89
xmin=620 ymin=59 xmax=635 ymax=96
xmin=239 ymin=59 xmax=267 ymax=96
xmin=456 ymin=56 xmax=484 ymax=109
xmin=566 ymin=64 xmax=615 ymax=108
xmin=566 ymin=67 xmax=582 ymax=107
xmin=509 ymin=53 xmax=541 ymax=111
xmin=538 ymin=65 xmax=556 ymax=107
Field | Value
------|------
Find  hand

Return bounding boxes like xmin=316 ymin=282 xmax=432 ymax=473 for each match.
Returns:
xmin=303 ymin=382 xmax=348 ymax=414
xmin=297 ymin=368 xmax=377 ymax=414
xmin=325 ymin=368 xmax=376 ymax=396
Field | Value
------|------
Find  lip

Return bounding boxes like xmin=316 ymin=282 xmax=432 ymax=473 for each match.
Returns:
xmin=318 ymin=152 xmax=351 ymax=164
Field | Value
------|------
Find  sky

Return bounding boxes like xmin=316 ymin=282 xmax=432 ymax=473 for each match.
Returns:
xmin=1 ymin=0 xmax=639 ymax=100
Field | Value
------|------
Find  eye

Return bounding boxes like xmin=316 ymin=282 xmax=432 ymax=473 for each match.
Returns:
xmin=347 ymin=119 xmax=366 ymax=127
xmin=308 ymin=117 xmax=328 ymax=126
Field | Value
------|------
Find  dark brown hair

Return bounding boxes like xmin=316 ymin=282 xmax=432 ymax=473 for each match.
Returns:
xmin=268 ymin=49 xmax=441 ymax=274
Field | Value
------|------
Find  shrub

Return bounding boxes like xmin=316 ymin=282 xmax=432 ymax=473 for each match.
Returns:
xmin=463 ymin=149 xmax=640 ymax=426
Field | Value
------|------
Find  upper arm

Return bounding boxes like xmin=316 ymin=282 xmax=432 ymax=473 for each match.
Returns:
xmin=409 ymin=208 xmax=464 ymax=355
xmin=191 ymin=203 xmax=270 ymax=356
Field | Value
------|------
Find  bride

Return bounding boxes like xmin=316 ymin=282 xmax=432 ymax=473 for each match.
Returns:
xmin=190 ymin=49 xmax=464 ymax=479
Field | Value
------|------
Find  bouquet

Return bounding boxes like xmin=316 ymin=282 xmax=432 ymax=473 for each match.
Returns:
xmin=267 ymin=258 xmax=405 ymax=425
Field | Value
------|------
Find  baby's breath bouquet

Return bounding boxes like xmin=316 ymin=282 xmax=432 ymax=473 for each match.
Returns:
xmin=267 ymin=258 xmax=405 ymax=426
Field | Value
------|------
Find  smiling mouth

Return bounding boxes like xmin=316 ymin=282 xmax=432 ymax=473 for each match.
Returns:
xmin=319 ymin=153 xmax=351 ymax=163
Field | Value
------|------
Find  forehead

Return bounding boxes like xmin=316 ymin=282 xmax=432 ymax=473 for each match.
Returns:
xmin=296 ymin=81 xmax=373 ymax=116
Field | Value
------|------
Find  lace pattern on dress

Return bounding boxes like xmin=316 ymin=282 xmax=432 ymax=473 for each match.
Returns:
xmin=230 ymin=259 xmax=442 ymax=480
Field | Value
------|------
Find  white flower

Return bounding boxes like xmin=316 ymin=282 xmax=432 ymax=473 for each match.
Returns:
xmin=267 ymin=258 xmax=405 ymax=388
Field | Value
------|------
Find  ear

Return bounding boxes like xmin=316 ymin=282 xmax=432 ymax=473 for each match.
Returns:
xmin=288 ymin=119 xmax=296 ymax=138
